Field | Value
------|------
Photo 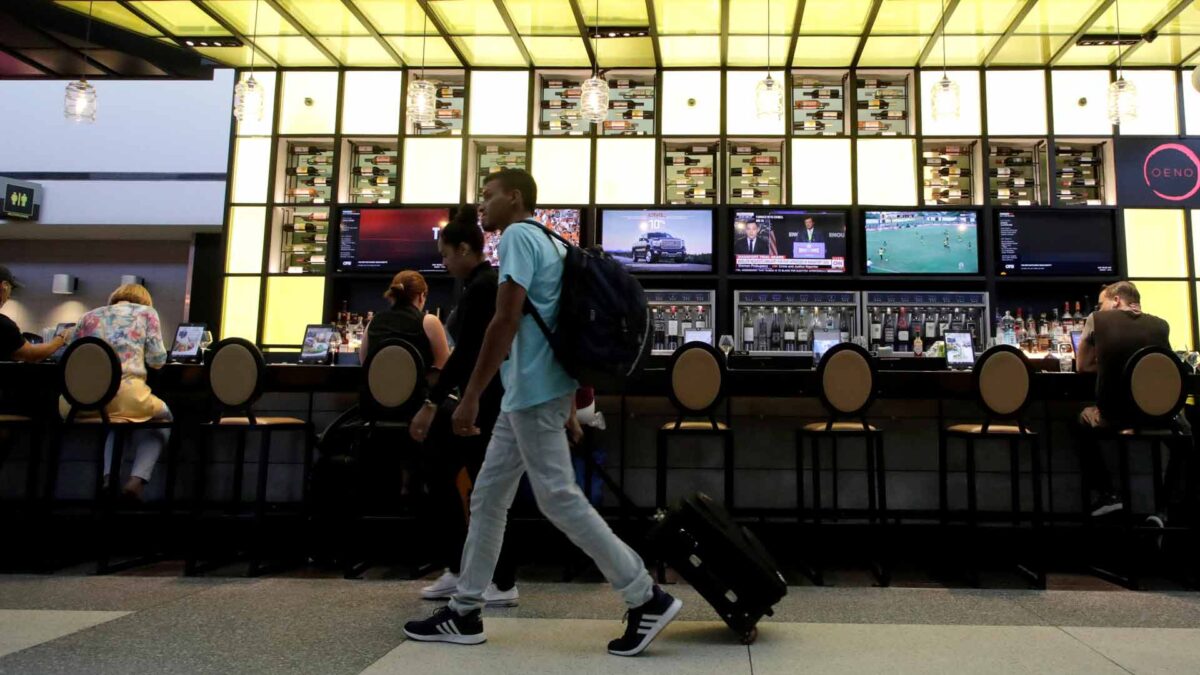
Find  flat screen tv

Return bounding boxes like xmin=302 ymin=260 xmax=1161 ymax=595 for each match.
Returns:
xmin=483 ymin=208 xmax=583 ymax=266
xmin=996 ymin=209 xmax=1116 ymax=276
xmin=863 ymin=210 xmax=979 ymax=274
xmin=732 ymin=209 xmax=847 ymax=274
xmin=599 ymin=209 xmax=714 ymax=273
xmin=337 ymin=207 xmax=451 ymax=273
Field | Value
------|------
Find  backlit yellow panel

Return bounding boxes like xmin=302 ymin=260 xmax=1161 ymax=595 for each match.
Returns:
xmin=1125 ymin=34 xmax=1200 ymax=66
xmin=1183 ymin=80 xmax=1200 ymax=133
xmin=226 ymin=207 xmax=267 ymax=274
xmin=857 ymin=139 xmax=917 ymax=206
xmin=254 ymin=36 xmax=334 ymax=66
xmin=920 ymin=35 xmax=1002 ymax=67
xmin=453 ymin=36 xmax=526 ymax=66
xmin=658 ymin=36 xmax=722 ymax=66
xmin=202 ymin=0 xmax=301 ymax=35
xmin=985 ymin=70 xmax=1048 ymax=135
xmin=264 ymin=277 xmax=325 ymax=345
xmin=503 ymin=0 xmax=579 ymax=35
xmin=1137 ymin=282 xmax=1193 ymax=351
xmin=429 ymin=0 xmax=510 ymax=35
xmin=791 ymin=139 xmax=851 ymax=205
xmin=597 ymin=37 xmax=657 ymax=67
xmin=1118 ymin=70 xmax=1179 ymax=136
xmin=532 ymin=138 xmax=591 ymax=204
xmin=231 ymin=138 xmax=271 ymax=204
xmin=661 ymin=70 xmax=721 ymax=135
xmin=799 ymin=0 xmax=872 ymax=34
xmin=726 ymin=36 xmax=791 ymax=67
xmin=989 ymin=34 xmax=1070 ymax=65
xmin=276 ymin=0 xmax=367 ymax=35
xmin=727 ymin=70 xmax=786 ymax=135
xmin=728 ymin=0 xmax=798 ymax=34
xmin=579 ymin=0 xmax=649 ymax=26
xmin=353 ymin=0 xmax=428 ymax=34
xmin=920 ymin=70 xmax=981 ymax=136
xmin=1014 ymin=0 xmax=1103 ymax=34
xmin=871 ymin=0 xmax=944 ymax=35
xmin=596 ymin=139 xmax=655 ymax=204
xmin=654 ymin=0 xmax=722 ymax=35
xmin=342 ymin=71 xmax=403 ymax=135
xmin=195 ymin=46 xmax=258 ymax=66
xmin=1191 ymin=212 xmax=1200 ymax=269
xmin=128 ymin=1 xmax=229 ymax=35
xmin=279 ymin=71 xmax=339 ymax=134
xmin=857 ymin=36 xmax=928 ymax=67
xmin=1090 ymin=1 xmax=1172 ymax=34
xmin=386 ymin=36 xmax=463 ymax=66
xmin=469 ymin=71 xmax=529 ymax=135
xmin=1162 ymin=3 xmax=1200 ymax=33
xmin=402 ymin=138 xmax=463 ymax=204
xmin=56 ymin=1 xmax=161 ymax=36
xmin=791 ymin=36 xmax=859 ymax=66
xmin=316 ymin=36 xmax=397 ymax=66
xmin=1125 ymin=210 xmax=1187 ymax=279
xmin=221 ymin=276 xmax=261 ymax=340
xmin=236 ymin=70 xmax=277 ymax=136
xmin=1050 ymin=69 xmax=1112 ymax=135
xmin=1055 ymin=44 xmax=1120 ymax=66
xmin=525 ymin=37 xmax=591 ymax=66
xmin=944 ymin=0 xmax=1023 ymax=35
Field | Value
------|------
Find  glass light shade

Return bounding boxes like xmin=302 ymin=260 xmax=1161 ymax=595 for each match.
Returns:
xmin=930 ymin=75 xmax=960 ymax=122
xmin=406 ymin=78 xmax=437 ymax=124
xmin=233 ymin=74 xmax=264 ymax=123
xmin=755 ymin=75 xmax=784 ymax=120
xmin=580 ymin=76 xmax=610 ymax=124
xmin=1108 ymin=77 xmax=1137 ymax=126
xmin=64 ymin=79 xmax=97 ymax=123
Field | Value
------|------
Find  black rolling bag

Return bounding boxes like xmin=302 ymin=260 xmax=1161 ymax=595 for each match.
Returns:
xmin=649 ymin=492 xmax=787 ymax=644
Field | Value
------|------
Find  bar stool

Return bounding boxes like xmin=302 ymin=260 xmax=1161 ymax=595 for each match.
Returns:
xmin=797 ymin=343 xmax=888 ymax=586
xmin=1084 ymin=346 xmax=1192 ymax=589
xmin=939 ymin=344 xmax=1044 ymax=588
xmin=0 ymin=413 xmax=41 ymax=514
xmin=186 ymin=338 xmax=315 ymax=577
xmin=53 ymin=337 xmax=179 ymax=574
xmin=655 ymin=342 xmax=733 ymax=512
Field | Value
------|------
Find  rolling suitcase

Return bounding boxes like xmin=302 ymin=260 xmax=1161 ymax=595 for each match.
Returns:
xmin=650 ymin=492 xmax=787 ymax=644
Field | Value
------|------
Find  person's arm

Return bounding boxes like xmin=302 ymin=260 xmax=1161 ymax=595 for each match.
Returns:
xmin=11 ymin=336 xmax=64 ymax=363
xmin=462 ymin=282 xmax=524 ymax=404
xmin=143 ymin=309 xmax=168 ymax=370
xmin=424 ymin=313 xmax=451 ymax=370
xmin=359 ymin=322 xmax=370 ymax=364
xmin=1077 ymin=314 xmax=1098 ymax=373
xmin=430 ymin=284 xmax=492 ymax=404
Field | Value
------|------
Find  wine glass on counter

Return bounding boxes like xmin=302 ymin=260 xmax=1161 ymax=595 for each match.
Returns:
xmin=1186 ymin=350 xmax=1199 ymax=374
xmin=718 ymin=334 xmax=734 ymax=358
xmin=200 ymin=330 xmax=214 ymax=353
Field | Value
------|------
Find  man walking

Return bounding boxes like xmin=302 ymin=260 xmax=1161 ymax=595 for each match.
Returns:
xmin=403 ymin=169 xmax=681 ymax=656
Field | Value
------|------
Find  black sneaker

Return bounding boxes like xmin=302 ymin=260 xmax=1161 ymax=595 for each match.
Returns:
xmin=607 ymin=586 xmax=682 ymax=657
xmin=1090 ymin=493 xmax=1123 ymax=517
xmin=403 ymin=606 xmax=486 ymax=645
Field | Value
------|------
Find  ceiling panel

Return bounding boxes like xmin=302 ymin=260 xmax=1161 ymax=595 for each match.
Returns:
xmin=596 ymin=36 xmax=657 ymax=66
xmin=654 ymin=0 xmax=722 ymax=35
xmin=253 ymin=35 xmax=334 ymax=65
xmin=19 ymin=48 xmax=107 ymax=75
xmin=657 ymin=35 xmax=721 ymax=66
xmin=193 ymin=44 xmax=262 ymax=65
xmin=871 ymin=0 xmax=946 ymax=35
xmin=799 ymin=0 xmax=873 ymax=34
xmin=55 ymin=1 xmax=162 ymax=36
xmin=202 ymin=0 xmax=302 ymax=35
xmin=275 ymin=0 xmax=369 ymax=36
xmin=922 ymin=34 xmax=1003 ymax=67
xmin=1056 ymin=43 xmax=1121 ymax=66
xmin=728 ymin=0 xmax=799 ymax=34
xmin=1089 ymin=0 xmax=1179 ymax=34
xmin=1161 ymin=2 xmax=1200 ymax=32
xmin=726 ymin=35 xmax=791 ymax=66
xmin=791 ymin=35 xmax=859 ymax=66
xmin=350 ymin=0 xmax=429 ymax=34
xmin=1125 ymin=33 xmax=1200 ymax=65
xmin=428 ymin=0 xmax=511 ymax=35
xmin=502 ymin=0 xmax=580 ymax=35
xmin=385 ymin=35 xmax=462 ymax=65
xmin=944 ymin=0 xmax=1025 ymax=35
xmin=578 ymin=0 xmax=649 ymax=27
xmin=1013 ymin=0 xmax=1106 ymax=35
xmin=989 ymin=33 xmax=1071 ymax=64
xmin=316 ymin=36 xmax=398 ymax=65
xmin=127 ymin=1 xmax=230 ymax=36
xmin=857 ymin=35 xmax=929 ymax=66
xmin=524 ymin=36 xmax=590 ymax=65
xmin=452 ymin=35 xmax=526 ymax=65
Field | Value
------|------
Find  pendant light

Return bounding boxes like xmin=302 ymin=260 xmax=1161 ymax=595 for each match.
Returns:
xmin=580 ymin=0 xmax=610 ymax=125
xmin=64 ymin=0 xmax=97 ymax=123
xmin=754 ymin=0 xmax=783 ymax=119
xmin=929 ymin=0 xmax=959 ymax=122
xmin=1107 ymin=0 xmax=1137 ymax=125
xmin=406 ymin=13 xmax=437 ymax=125
xmin=233 ymin=0 xmax=264 ymax=123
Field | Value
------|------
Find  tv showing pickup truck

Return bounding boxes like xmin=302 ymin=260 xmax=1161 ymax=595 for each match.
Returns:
xmin=598 ymin=209 xmax=714 ymax=273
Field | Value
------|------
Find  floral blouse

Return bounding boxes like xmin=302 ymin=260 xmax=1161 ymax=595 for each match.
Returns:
xmin=73 ymin=302 xmax=167 ymax=380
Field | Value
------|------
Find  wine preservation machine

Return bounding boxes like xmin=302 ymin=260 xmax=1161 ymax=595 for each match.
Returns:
xmin=647 ymin=290 xmax=717 ymax=356
xmin=862 ymin=291 xmax=990 ymax=355
xmin=733 ymin=291 xmax=861 ymax=356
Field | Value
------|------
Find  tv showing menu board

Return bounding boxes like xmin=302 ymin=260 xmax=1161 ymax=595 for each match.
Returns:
xmin=863 ymin=210 xmax=979 ymax=274
xmin=337 ymin=207 xmax=451 ymax=273
xmin=483 ymin=208 xmax=583 ymax=266
xmin=732 ymin=209 xmax=847 ymax=274
xmin=599 ymin=209 xmax=714 ymax=272
xmin=996 ymin=209 xmax=1116 ymax=276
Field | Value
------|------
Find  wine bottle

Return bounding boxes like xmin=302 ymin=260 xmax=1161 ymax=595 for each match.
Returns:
xmin=545 ymin=99 xmax=576 ymax=109
xmin=680 ymin=306 xmax=693 ymax=337
xmin=289 ymin=188 xmax=318 ymax=198
xmin=652 ymin=309 xmax=665 ymax=351
xmin=684 ymin=167 xmax=713 ymax=177
xmin=732 ymin=188 xmax=768 ymax=199
xmin=802 ymin=88 xmax=840 ymax=99
xmin=367 ymin=155 xmax=395 ymax=165
xmin=694 ymin=306 xmax=706 ymax=331
xmin=936 ymin=167 xmax=971 ymax=177
xmin=869 ymin=308 xmax=883 ymax=350
xmin=354 ymin=144 xmax=387 ymax=154
xmin=624 ymin=89 xmax=655 ymax=99
xmin=871 ymin=110 xmax=906 ymax=120
xmin=666 ymin=306 xmax=680 ymax=351
xmin=608 ymin=100 xmax=643 ymax=110
xmin=748 ymin=155 xmax=780 ymax=165
xmin=680 ymin=188 xmax=715 ymax=199
xmin=621 ymin=109 xmax=654 ymax=120
xmin=437 ymin=87 xmax=465 ymax=98
xmin=602 ymin=120 xmax=638 ymax=131
xmin=794 ymin=100 xmax=828 ymax=110
xmin=436 ymin=109 xmax=463 ymax=119
xmin=286 ymin=166 xmax=321 ymax=176
xmin=304 ymin=155 xmax=333 ymax=165
xmin=416 ymin=120 xmax=450 ymax=130
xmin=996 ymin=178 xmax=1031 ymax=188
xmin=742 ymin=310 xmax=755 ymax=351
xmin=730 ymin=166 xmax=764 ymax=177
xmin=856 ymin=78 xmax=896 ymax=88
xmin=783 ymin=308 xmax=797 ymax=351
xmin=896 ymin=307 xmax=910 ymax=351
xmin=352 ymin=166 xmax=389 ymax=177
xmin=990 ymin=146 xmax=1024 ymax=157
xmin=555 ymin=89 xmax=582 ymax=99
xmin=796 ymin=308 xmax=810 ymax=352
xmin=873 ymin=88 xmax=906 ymax=98
xmin=607 ymin=78 xmax=642 ymax=89
xmin=1061 ymin=178 xmax=1098 ymax=187
xmin=769 ymin=307 xmax=783 ymax=351
xmin=666 ymin=155 xmax=700 ymax=166
xmin=545 ymin=79 xmax=580 ymax=89
xmin=370 ymin=176 xmax=396 ymax=187
xmin=997 ymin=157 xmax=1034 ymax=166
xmin=795 ymin=120 xmax=826 ymax=132
xmin=930 ymin=188 xmax=970 ymax=199
xmin=883 ymin=307 xmax=896 ymax=346
xmin=540 ymin=120 xmax=574 ymax=131
xmin=807 ymin=111 xmax=842 ymax=120
xmin=301 ymin=177 xmax=330 ymax=187
xmin=857 ymin=121 xmax=887 ymax=132
xmin=731 ymin=146 xmax=763 ymax=155
xmin=856 ymin=99 xmax=890 ymax=110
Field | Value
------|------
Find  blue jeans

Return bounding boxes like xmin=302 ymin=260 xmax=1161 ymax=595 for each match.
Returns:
xmin=450 ymin=394 xmax=653 ymax=614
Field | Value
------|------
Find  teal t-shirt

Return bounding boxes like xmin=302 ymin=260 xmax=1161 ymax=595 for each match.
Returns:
xmin=497 ymin=220 xmax=578 ymax=412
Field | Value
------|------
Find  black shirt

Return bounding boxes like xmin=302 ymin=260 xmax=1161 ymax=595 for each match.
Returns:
xmin=0 ymin=313 xmax=24 ymax=361
xmin=431 ymin=263 xmax=503 ymax=427
xmin=1090 ymin=309 xmax=1171 ymax=421
xmin=366 ymin=302 xmax=435 ymax=372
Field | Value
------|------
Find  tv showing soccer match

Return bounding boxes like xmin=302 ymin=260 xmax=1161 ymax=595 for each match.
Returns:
xmin=863 ymin=210 xmax=979 ymax=274
xmin=996 ymin=209 xmax=1116 ymax=276
xmin=483 ymin=208 xmax=583 ymax=267
xmin=599 ymin=209 xmax=714 ymax=273
xmin=732 ymin=209 xmax=847 ymax=274
xmin=337 ymin=207 xmax=451 ymax=273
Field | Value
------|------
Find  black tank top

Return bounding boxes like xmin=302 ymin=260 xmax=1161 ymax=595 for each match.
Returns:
xmin=367 ymin=303 xmax=435 ymax=371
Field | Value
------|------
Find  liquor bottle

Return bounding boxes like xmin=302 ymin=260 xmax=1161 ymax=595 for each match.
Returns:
xmin=545 ymin=99 xmax=576 ymax=109
xmin=685 ymin=167 xmax=714 ymax=177
xmin=838 ymin=309 xmax=851 ymax=343
xmin=769 ymin=307 xmax=783 ymax=351
xmin=680 ymin=306 xmax=694 ymax=337
xmin=1062 ymin=302 xmax=1074 ymax=331
xmin=540 ymin=120 xmax=574 ymax=132
xmin=609 ymin=100 xmax=644 ymax=110
xmin=287 ymin=166 xmax=321 ymax=176
xmin=1050 ymin=308 xmax=1061 ymax=336
xmin=732 ymin=188 xmax=769 ymax=199
xmin=757 ymin=308 xmax=771 ymax=351
xmin=603 ymin=121 xmax=638 ymax=132
xmin=966 ymin=309 xmax=980 ymax=345
xmin=924 ymin=309 xmax=937 ymax=341
xmin=913 ymin=332 xmax=924 ymax=356
xmin=1000 ymin=310 xmax=1015 ymax=345
xmin=666 ymin=155 xmax=700 ymax=166
xmin=795 ymin=100 xmax=828 ymax=110
xmin=436 ymin=109 xmax=463 ymax=119
xmin=437 ymin=87 xmax=465 ymax=98
xmin=1074 ymin=301 xmax=1085 ymax=324
xmin=301 ymin=177 xmax=330 ymax=187
xmin=681 ymin=188 xmax=715 ymax=199
xmin=870 ymin=308 xmax=883 ymax=350
xmin=652 ymin=308 xmax=665 ymax=351
xmin=807 ymin=111 xmax=843 ymax=120
xmin=545 ymin=79 xmax=580 ymax=89
xmin=730 ymin=166 xmax=764 ymax=177
xmin=555 ymin=89 xmax=582 ymax=99
xmin=783 ymin=307 xmax=797 ymax=352
xmin=694 ymin=306 xmax=707 ymax=331
xmin=809 ymin=309 xmax=823 ymax=352
xmin=801 ymin=88 xmax=840 ymax=99
xmin=666 ymin=306 xmax=680 ymax=351
xmin=896 ymin=307 xmax=910 ymax=352
xmin=939 ymin=310 xmax=950 ymax=337
xmin=856 ymin=99 xmax=890 ymax=110
xmin=742 ymin=309 xmax=755 ymax=351
xmin=871 ymin=110 xmax=906 ymax=120
xmin=1014 ymin=308 xmax=1026 ymax=346
xmin=795 ymin=308 xmax=810 ymax=352
xmin=795 ymin=120 xmax=827 ymax=132
xmin=607 ymin=78 xmax=641 ymax=89
xmin=883 ymin=307 xmax=896 ymax=347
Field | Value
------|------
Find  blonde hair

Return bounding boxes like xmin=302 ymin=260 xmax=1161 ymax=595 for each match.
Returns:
xmin=384 ymin=270 xmax=427 ymax=306
xmin=109 ymin=283 xmax=153 ymax=307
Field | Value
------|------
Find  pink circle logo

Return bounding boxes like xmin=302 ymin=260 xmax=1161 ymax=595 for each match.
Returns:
xmin=1143 ymin=143 xmax=1200 ymax=202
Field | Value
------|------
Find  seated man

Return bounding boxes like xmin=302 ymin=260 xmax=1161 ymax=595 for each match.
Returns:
xmin=1075 ymin=280 xmax=1189 ymax=523
xmin=0 ymin=266 xmax=68 ymax=363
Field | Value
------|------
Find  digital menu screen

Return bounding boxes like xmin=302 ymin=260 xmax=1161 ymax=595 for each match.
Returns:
xmin=338 ymin=207 xmax=451 ymax=272
xmin=996 ymin=210 xmax=1116 ymax=276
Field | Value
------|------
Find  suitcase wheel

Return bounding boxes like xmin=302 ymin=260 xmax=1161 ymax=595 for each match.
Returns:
xmin=740 ymin=628 xmax=758 ymax=645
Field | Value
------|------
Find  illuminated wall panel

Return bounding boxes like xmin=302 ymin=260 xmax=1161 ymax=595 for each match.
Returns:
xmin=469 ymin=71 xmax=529 ymax=136
xmin=920 ymin=70 xmax=982 ymax=136
xmin=230 ymin=137 xmax=271 ymax=204
xmin=263 ymin=276 xmax=326 ymax=345
xmin=1125 ymin=209 xmax=1187 ymax=278
xmin=726 ymin=70 xmax=786 ymax=136
xmin=278 ymin=71 xmax=339 ymax=135
xmin=1117 ymin=70 xmax=1179 ymax=136
xmin=401 ymin=137 xmax=463 ymax=204
xmin=226 ymin=206 xmax=267 ymax=274
xmin=531 ymin=138 xmax=591 ymax=204
xmin=221 ymin=276 xmax=261 ymax=340
xmin=340 ymin=71 xmax=403 ymax=135
xmin=661 ymin=70 xmax=721 ymax=135
xmin=1051 ymin=70 xmax=1112 ymax=136
xmin=857 ymin=138 xmax=917 ymax=206
xmin=985 ymin=70 xmax=1048 ymax=136
xmin=1136 ymin=281 xmax=1193 ymax=350
xmin=596 ymin=138 xmax=655 ymax=204
xmin=791 ymin=138 xmax=851 ymax=205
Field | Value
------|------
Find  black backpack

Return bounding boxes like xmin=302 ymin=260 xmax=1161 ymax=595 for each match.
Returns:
xmin=519 ymin=220 xmax=650 ymax=387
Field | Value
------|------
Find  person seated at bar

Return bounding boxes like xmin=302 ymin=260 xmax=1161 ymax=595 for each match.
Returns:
xmin=359 ymin=270 xmax=449 ymax=374
xmin=1075 ymin=280 xmax=1189 ymax=523
xmin=60 ymin=283 xmax=172 ymax=502
xmin=0 ymin=265 xmax=69 ymax=363
xmin=408 ymin=204 xmax=519 ymax=607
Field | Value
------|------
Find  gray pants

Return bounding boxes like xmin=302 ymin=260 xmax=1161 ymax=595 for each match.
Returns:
xmin=450 ymin=394 xmax=653 ymax=614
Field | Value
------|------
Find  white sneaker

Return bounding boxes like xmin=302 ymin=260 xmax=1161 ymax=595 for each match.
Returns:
xmin=420 ymin=571 xmax=460 ymax=600
xmin=483 ymin=583 xmax=519 ymax=608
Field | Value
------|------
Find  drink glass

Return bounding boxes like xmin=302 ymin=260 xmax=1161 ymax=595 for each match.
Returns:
xmin=200 ymin=331 xmax=214 ymax=352
xmin=1187 ymin=351 xmax=1199 ymax=373
xmin=718 ymin=334 xmax=734 ymax=358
